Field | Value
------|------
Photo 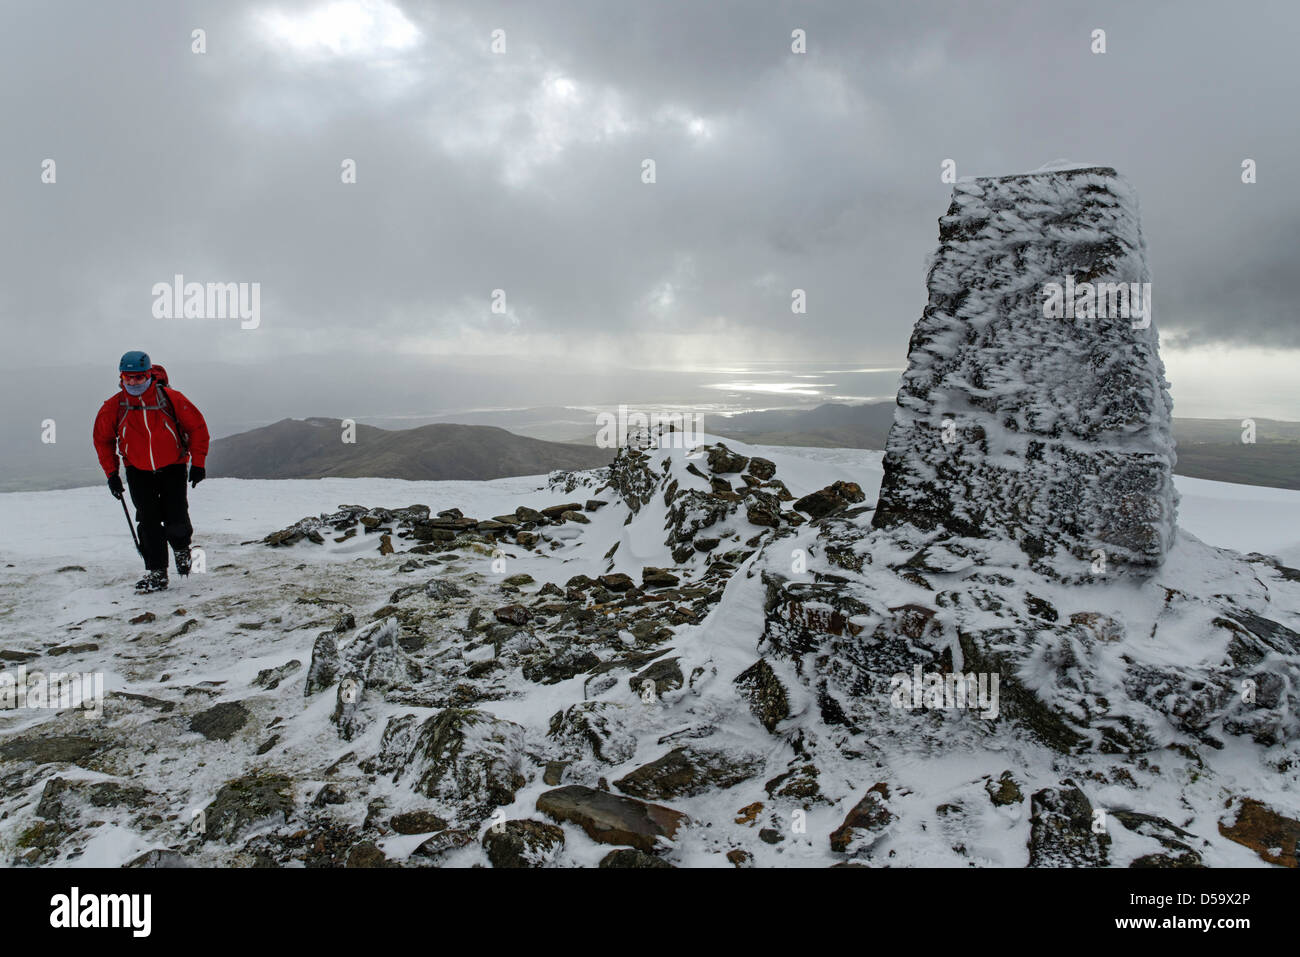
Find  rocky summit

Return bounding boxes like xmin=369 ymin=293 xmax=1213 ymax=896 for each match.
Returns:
xmin=0 ymin=169 xmax=1296 ymax=869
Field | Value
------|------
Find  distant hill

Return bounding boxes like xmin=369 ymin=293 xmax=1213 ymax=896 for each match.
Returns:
xmin=209 ymin=418 xmax=613 ymax=481
xmin=715 ymin=402 xmax=898 ymax=449
xmin=717 ymin=403 xmax=1300 ymax=491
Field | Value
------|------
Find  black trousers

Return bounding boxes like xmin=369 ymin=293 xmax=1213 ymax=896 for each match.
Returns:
xmin=125 ymin=463 xmax=193 ymax=571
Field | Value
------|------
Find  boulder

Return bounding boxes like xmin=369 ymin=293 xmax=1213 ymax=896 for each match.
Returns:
xmin=614 ymin=746 xmax=765 ymax=800
xmin=536 ymin=785 xmax=687 ymax=852
xmin=641 ymin=567 xmax=680 ymax=589
xmin=829 ymin=783 xmax=894 ymax=853
xmin=598 ymin=848 xmax=673 ymax=868
xmin=403 ymin=709 xmax=527 ymax=824
xmin=481 ymin=819 xmax=565 ymax=868
xmin=734 ymin=659 xmax=790 ymax=733
xmin=1028 ymin=782 xmax=1111 ymax=867
xmin=1218 ymin=798 xmax=1299 ymax=867
xmin=203 ymin=772 xmax=295 ymax=844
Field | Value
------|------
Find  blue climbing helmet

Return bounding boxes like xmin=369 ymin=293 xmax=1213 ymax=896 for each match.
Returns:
xmin=119 ymin=350 xmax=152 ymax=374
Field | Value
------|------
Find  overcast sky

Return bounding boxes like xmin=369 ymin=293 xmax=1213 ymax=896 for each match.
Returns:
xmin=2 ymin=0 xmax=1297 ymax=417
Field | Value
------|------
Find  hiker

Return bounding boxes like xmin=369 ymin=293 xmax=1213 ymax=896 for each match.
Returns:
xmin=92 ymin=351 xmax=210 ymax=593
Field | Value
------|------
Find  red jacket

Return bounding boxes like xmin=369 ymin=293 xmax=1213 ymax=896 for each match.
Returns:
xmin=93 ymin=368 xmax=209 ymax=476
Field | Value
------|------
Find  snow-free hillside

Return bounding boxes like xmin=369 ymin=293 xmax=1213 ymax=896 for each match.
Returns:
xmin=0 ymin=437 xmax=1297 ymax=868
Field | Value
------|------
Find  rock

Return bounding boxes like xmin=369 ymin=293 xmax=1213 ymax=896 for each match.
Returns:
xmin=793 ymin=482 xmax=865 ymax=519
xmin=536 ymin=785 xmax=688 ymax=853
xmin=641 ymin=567 xmax=680 ymax=589
xmin=516 ymin=531 xmax=539 ymax=548
xmin=481 ymin=819 xmax=566 ymax=868
xmin=726 ymin=848 xmax=750 ymax=867
xmin=129 ymin=612 xmax=156 ymax=625
xmin=541 ymin=503 xmax=583 ymax=519
xmin=411 ymin=828 xmax=476 ymax=860
xmin=745 ymin=495 xmax=782 ymax=528
xmin=188 ymin=701 xmax=251 ymax=741
xmin=598 ymin=848 xmax=673 ymax=868
xmin=203 ymin=772 xmax=295 ymax=844
xmin=523 ymin=648 xmax=601 ymax=685
xmin=403 ymin=709 xmax=527 ymax=824
xmin=706 ymin=446 xmax=749 ymax=475
xmin=747 ymin=457 xmax=776 ymax=480
xmin=466 ymin=659 xmax=501 ymax=679
xmin=252 ymin=660 xmax=301 ymax=691
xmin=628 ymin=657 xmax=683 ymax=698
xmin=1107 ymin=811 xmax=1203 ymax=868
xmin=515 ymin=506 xmax=545 ymax=523
xmin=425 ymin=579 xmax=470 ymax=601
xmin=1218 ymin=798 xmax=1299 ymax=867
xmin=872 ymin=167 xmax=1176 ymax=572
xmin=549 ymin=702 xmax=637 ymax=764
xmin=1028 ymin=782 xmax=1110 ymax=867
xmin=985 ymin=771 xmax=1024 ymax=807
xmin=493 ymin=604 xmax=531 ymax=626
xmin=613 ymin=746 xmax=765 ymax=800
xmin=311 ymin=783 xmax=347 ymax=807
xmin=125 ymin=849 xmax=189 ymax=868
xmin=734 ymin=659 xmax=789 ymax=733
xmin=346 ymin=842 xmax=389 ymax=867
xmin=1025 ymin=594 xmax=1059 ymax=622
xmin=389 ymin=810 xmax=449 ymax=835
xmin=48 ymin=642 xmax=99 ymax=656
xmin=759 ymin=828 xmax=783 ymax=844
xmin=378 ymin=534 xmax=395 ymax=555
xmin=765 ymin=762 xmax=826 ymax=807
xmin=598 ymin=573 xmax=635 ymax=592
xmin=331 ymin=672 xmax=366 ymax=741
xmin=304 ymin=632 xmax=340 ymax=696
xmin=829 ymin=783 xmax=894 ymax=854
xmin=165 ymin=618 xmax=200 ymax=640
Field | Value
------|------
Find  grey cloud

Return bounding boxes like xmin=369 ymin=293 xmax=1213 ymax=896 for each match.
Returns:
xmin=1 ymin=0 xmax=1297 ymax=375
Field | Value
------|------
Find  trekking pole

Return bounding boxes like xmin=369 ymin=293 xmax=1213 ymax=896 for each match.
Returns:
xmin=120 ymin=496 xmax=145 ymax=562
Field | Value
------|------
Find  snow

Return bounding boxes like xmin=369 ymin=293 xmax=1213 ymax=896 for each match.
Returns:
xmin=0 ymin=440 xmax=1296 ymax=869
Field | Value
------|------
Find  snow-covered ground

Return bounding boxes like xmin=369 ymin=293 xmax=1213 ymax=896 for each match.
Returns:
xmin=0 ymin=441 xmax=1296 ymax=868
xmin=0 ymin=447 xmax=1295 ymax=570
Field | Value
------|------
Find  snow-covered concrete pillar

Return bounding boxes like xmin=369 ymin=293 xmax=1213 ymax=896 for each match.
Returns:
xmin=873 ymin=166 xmax=1177 ymax=572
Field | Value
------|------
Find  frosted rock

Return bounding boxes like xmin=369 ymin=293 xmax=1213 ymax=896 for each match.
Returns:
xmin=874 ymin=167 xmax=1177 ymax=573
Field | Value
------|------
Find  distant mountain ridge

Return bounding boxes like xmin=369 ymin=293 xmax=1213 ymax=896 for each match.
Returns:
xmin=209 ymin=418 xmax=613 ymax=481
xmin=716 ymin=402 xmax=1300 ymax=491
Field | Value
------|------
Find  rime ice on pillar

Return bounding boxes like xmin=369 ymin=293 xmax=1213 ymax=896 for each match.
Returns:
xmin=873 ymin=167 xmax=1178 ymax=571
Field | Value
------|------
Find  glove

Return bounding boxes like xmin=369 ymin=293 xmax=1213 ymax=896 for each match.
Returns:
xmin=189 ymin=465 xmax=206 ymax=488
xmin=107 ymin=474 xmax=124 ymax=499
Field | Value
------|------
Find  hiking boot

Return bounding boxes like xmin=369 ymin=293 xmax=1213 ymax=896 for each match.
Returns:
xmin=174 ymin=546 xmax=192 ymax=577
xmin=135 ymin=569 xmax=169 ymax=594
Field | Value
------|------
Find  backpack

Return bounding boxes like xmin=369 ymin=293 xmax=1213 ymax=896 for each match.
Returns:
xmin=115 ymin=364 xmax=191 ymax=453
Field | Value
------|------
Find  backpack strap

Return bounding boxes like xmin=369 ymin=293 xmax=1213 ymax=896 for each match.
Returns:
xmin=114 ymin=384 xmax=190 ymax=451
xmin=154 ymin=382 xmax=190 ymax=451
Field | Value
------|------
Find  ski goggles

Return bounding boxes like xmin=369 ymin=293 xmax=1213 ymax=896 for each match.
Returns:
xmin=121 ymin=371 xmax=151 ymax=383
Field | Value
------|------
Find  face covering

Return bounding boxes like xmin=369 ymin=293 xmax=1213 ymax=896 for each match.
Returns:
xmin=123 ymin=378 xmax=151 ymax=396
